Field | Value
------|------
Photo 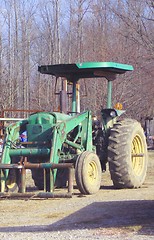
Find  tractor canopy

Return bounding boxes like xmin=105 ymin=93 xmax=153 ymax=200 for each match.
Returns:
xmin=38 ymin=62 xmax=134 ymax=82
xmin=38 ymin=62 xmax=134 ymax=111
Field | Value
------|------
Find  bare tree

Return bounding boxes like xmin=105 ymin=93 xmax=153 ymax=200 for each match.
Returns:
xmin=109 ymin=0 xmax=154 ymax=118
xmin=0 ymin=0 xmax=153 ymax=120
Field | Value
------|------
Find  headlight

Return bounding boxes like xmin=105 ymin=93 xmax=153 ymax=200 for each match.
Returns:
xmin=110 ymin=111 xmax=117 ymax=118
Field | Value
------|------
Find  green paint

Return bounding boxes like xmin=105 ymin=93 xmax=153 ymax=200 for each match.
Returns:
xmin=76 ymin=62 xmax=134 ymax=71
xmin=107 ymin=81 xmax=112 ymax=108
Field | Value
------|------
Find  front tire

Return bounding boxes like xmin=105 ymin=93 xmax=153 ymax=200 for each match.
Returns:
xmin=108 ymin=119 xmax=148 ymax=188
xmin=75 ymin=151 xmax=102 ymax=194
xmin=5 ymin=157 xmax=20 ymax=193
xmin=6 ymin=169 xmax=19 ymax=193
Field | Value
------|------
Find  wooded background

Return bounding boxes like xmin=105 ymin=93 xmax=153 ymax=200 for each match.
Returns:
xmin=0 ymin=0 xmax=153 ymax=122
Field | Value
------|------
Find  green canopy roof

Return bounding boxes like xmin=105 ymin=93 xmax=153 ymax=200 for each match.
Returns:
xmin=38 ymin=62 xmax=133 ymax=82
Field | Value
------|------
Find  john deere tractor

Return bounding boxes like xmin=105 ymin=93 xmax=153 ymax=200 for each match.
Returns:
xmin=0 ymin=62 xmax=148 ymax=197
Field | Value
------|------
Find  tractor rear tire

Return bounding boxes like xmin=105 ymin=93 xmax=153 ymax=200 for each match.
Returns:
xmin=75 ymin=151 xmax=102 ymax=194
xmin=31 ymin=168 xmax=68 ymax=190
xmin=108 ymin=118 xmax=148 ymax=188
xmin=31 ymin=169 xmax=44 ymax=190
xmin=55 ymin=169 xmax=68 ymax=188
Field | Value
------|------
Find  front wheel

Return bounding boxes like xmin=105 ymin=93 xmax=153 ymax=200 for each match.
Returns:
xmin=108 ymin=119 xmax=148 ymax=188
xmin=75 ymin=151 xmax=102 ymax=194
xmin=5 ymin=157 xmax=20 ymax=193
xmin=6 ymin=169 xmax=19 ymax=193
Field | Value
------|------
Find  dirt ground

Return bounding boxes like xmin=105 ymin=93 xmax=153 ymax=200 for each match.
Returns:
xmin=0 ymin=151 xmax=154 ymax=240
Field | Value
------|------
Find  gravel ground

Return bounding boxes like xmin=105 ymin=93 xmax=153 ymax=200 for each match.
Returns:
xmin=0 ymin=151 xmax=154 ymax=240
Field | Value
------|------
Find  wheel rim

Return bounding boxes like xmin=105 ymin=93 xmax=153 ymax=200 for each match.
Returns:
xmin=6 ymin=170 xmax=18 ymax=192
xmin=131 ymin=134 xmax=145 ymax=176
xmin=87 ymin=160 xmax=98 ymax=184
xmin=6 ymin=181 xmax=16 ymax=190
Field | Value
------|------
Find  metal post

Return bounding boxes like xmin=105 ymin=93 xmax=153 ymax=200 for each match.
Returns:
xmin=76 ymin=83 xmax=80 ymax=113
xmin=68 ymin=166 xmax=74 ymax=194
xmin=20 ymin=168 xmax=26 ymax=193
xmin=44 ymin=169 xmax=46 ymax=192
xmin=0 ymin=169 xmax=5 ymax=192
xmin=49 ymin=169 xmax=54 ymax=192
xmin=60 ymin=79 xmax=68 ymax=113
xmin=107 ymin=80 xmax=112 ymax=108
xmin=72 ymin=81 xmax=77 ymax=114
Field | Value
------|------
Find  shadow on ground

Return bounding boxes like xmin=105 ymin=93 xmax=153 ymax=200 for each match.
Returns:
xmin=0 ymin=200 xmax=153 ymax=236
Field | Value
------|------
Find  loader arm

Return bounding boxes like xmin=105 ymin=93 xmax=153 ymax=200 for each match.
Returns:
xmin=49 ymin=110 xmax=93 ymax=181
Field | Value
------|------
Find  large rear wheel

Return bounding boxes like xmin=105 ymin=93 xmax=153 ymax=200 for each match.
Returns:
xmin=108 ymin=119 xmax=148 ymax=188
xmin=31 ymin=168 xmax=44 ymax=190
xmin=75 ymin=151 xmax=102 ymax=194
xmin=31 ymin=168 xmax=68 ymax=190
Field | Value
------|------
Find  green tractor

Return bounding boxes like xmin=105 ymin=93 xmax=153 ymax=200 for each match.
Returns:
xmin=0 ymin=62 xmax=148 ymax=197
